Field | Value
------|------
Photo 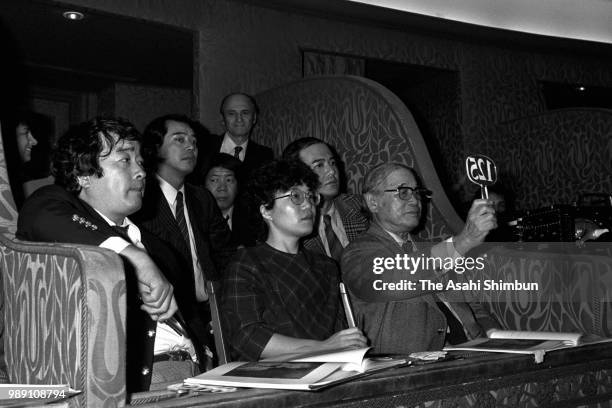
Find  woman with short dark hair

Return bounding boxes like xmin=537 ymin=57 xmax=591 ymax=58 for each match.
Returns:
xmin=222 ymin=159 xmax=367 ymax=361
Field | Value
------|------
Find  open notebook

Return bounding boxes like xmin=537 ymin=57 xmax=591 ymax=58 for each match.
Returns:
xmin=443 ymin=330 xmax=612 ymax=363
xmin=184 ymin=347 xmax=407 ymax=391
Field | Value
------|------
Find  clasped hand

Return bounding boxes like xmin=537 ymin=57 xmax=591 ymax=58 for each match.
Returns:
xmin=454 ymin=199 xmax=497 ymax=254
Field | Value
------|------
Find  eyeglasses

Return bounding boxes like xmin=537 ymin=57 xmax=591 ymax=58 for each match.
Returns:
xmin=274 ymin=188 xmax=321 ymax=206
xmin=383 ymin=186 xmax=432 ymax=201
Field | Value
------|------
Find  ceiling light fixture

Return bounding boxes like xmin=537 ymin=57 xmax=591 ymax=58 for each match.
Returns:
xmin=63 ymin=11 xmax=84 ymax=21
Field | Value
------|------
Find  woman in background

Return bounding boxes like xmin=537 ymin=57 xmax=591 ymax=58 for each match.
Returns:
xmin=2 ymin=110 xmax=53 ymax=207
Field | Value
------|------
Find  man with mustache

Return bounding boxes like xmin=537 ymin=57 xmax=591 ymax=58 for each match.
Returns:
xmin=133 ymin=114 xmax=235 ymax=367
xmin=341 ymin=163 xmax=500 ymax=355
xmin=17 ymin=117 xmax=203 ymax=391
xmin=282 ymin=137 xmax=369 ymax=264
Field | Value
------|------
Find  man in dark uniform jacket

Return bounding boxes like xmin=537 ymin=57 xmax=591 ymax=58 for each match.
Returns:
xmin=17 ymin=118 xmax=205 ymax=392
xmin=133 ymin=114 xmax=235 ymax=361
xmin=192 ymin=93 xmax=273 ymax=184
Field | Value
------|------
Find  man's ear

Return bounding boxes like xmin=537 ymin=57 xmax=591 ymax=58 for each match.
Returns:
xmin=260 ymin=204 xmax=273 ymax=221
xmin=252 ymin=112 xmax=257 ymax=126
xmin=77 ymin=175 xmax=91 ymax=189
xmin=364 ymin=193 xmax=379 ymax=214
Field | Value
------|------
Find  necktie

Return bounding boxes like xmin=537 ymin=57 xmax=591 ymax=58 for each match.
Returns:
xmin=233 ymin=146 xmax=243 ymax=159
xmin=401 ymin=233 xmax=416 ymax=253
xmin=400 ymin=236 xmax=467 ymax=344
xmin=323 ymin=214 xmax=343 ymax=263
xmin=434 ymin=295 xmax=468 ymax=345
xmin=175 ymin=191 xmax=191 ymax=247
xmin=113 ymin=224 xmax=129 ymax=239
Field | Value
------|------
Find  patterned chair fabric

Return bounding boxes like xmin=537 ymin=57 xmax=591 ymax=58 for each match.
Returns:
xmin=0 ymin=126 xmax=18 ymax=238
xmin=253 ymin=75 xmax=464 ymax=242
xmin=0 ymin=124 xmax=128 ymax=407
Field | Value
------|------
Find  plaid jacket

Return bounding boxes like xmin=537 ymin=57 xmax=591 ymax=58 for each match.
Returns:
xmin=303 ymin=193 xmax=369 ymax=255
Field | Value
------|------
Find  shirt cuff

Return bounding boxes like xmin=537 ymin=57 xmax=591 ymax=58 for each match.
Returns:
xmin=430 ymin=237 xmax=464 ymax=276
xmin=100 ymin=237 xmax=131 ymax=254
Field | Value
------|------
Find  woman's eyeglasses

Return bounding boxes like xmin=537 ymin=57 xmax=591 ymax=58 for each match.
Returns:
xmin=274 ymin=189 xmax=321 ymax=206
xmin=383 ymin=186 xmax=432 ymax=201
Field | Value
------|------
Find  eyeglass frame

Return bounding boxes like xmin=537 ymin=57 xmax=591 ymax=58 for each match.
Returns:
xmin=382 ymin=186 xmax=432 ymax=201
xmin=273 ymin=188 xmax=321 ymax=206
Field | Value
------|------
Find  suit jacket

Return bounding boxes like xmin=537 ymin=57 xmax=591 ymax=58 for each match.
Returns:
xmin=303 ymin=193 xmax=369 ymax=255
xmin=16 ymin=184 xmax=206 ymax=392
xmin=190 ymin=134 xmax=274 ymax=185
xmin=132 ymin=180 xmax=235 ymax=344
xmin=229 ymin=202 xmax=257 ymax=248
xmin=341 ymin=222 xmax=499 ymax=355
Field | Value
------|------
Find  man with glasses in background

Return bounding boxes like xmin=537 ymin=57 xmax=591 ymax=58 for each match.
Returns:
xmin=341 ymin=163 xmax=500 ymax=355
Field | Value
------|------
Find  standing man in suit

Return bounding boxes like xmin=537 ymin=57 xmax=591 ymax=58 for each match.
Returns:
xmin=204 ymin=153 xmax=257 ymax=247
xmin=134 ymin=114 xmax=235 ymax=364
xmin=17 ymin=117 xmax=206 ymax=392
xmin=282 ymin=137 xmax=368 ymax=263
xmin=341 ymin=163 xmax=500 ymax=354
xmin=194 ymin=93 xmax=273 ymax=184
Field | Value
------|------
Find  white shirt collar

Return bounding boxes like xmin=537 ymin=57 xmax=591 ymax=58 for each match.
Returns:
xmin=94 ymin=208 xmax=127 ymax=228
xmin=222 ymin=205 xmax=234 ymax=220
xmin=222 ymin=132 xmax=249 ymax=150
xmin=378 ymin=223 xmax=415 ymax=250
xmin=157 ymin=174 xmax=185 ymax=208
xmin=94 ymin=209 xmax=142 ymax=247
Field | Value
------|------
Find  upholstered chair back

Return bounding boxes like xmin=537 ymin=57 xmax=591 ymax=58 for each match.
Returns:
xmin=253 ymin=75 xmax=463 ymax=242
xmin=0 ymin=126 xmax=18 ymax=238
xmin=0 ymin=123 xmax=128 ymax=406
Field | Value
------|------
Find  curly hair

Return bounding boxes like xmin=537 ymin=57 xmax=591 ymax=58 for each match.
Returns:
xmin=52 ymin=117 xmax=141 ymax=194
xmin=245 ymin=159 xmax=319 ymax=241
xmin=248 ymin=159 xmax=320 ymax=210
xmin=141 ymin=114 xmax=197 ymax=173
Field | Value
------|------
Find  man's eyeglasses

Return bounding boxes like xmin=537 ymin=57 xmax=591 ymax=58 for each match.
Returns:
xmin=274 ymin=189 xmax=321 ymax=206
xmin=383 ymin=186 xmax=432 ymax=201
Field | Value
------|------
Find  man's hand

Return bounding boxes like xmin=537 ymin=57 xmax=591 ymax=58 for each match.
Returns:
xmin=137 ymin=273 xmax=178 ymax=321
xmin=121 ymin=245 xmax=178 ymax=320
xmin=454 ymin=199 xmax=497 ymax=255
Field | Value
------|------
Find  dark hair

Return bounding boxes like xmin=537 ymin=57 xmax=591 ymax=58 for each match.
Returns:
xmin=205 ymin=152 xmax=243 ymax=181
xmin=219 ymin=93 xmax=259 ymax=115
xmin=2 ymin=110 xmax=53 ymax=207
xmin=248 ymin=159 xmax=319 ymax=210
xmin=52 ymin=117 xmax=141 ymax=194
xmin=246 ymin=159 xmax=320 ymax=242
xmin=142 ymin=114 xmax=197 ymax=172
xmin=281 ymin=137 xmax=329 ymax=163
